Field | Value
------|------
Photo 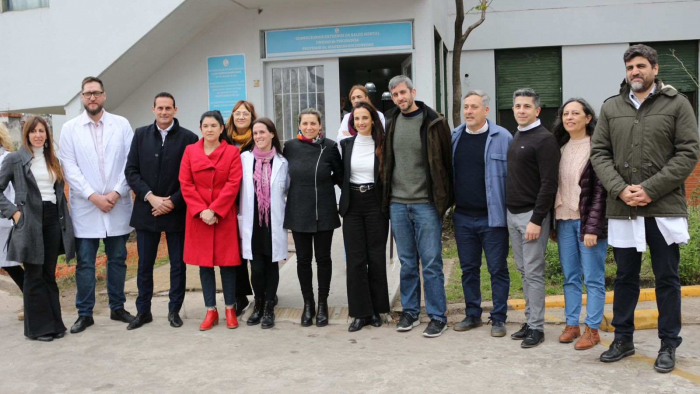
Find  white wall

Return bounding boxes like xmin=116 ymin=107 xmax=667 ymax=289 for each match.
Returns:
xmin=457 ymin=49 xmax=496 ymax=125
xmin=562 ymin=43 xmax=630 ymax=114
xmin=0 ymin=0 xmax=185 ymax=113
xmin=451 ymin=0 xmax=700 ymax=50
xmin=113 ymin=0 xmax=435 ymax=135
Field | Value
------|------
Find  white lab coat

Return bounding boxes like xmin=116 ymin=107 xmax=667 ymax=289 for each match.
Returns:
xmin=58 ymin=111 xmax=134 ymax=238
xmin=237 ymin=151 xmax=289 ymax=263
xmin=0 ymin=149 xmax=19 ymax=268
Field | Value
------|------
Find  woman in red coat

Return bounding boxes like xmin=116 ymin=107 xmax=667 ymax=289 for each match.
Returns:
xmin=179 ymin=110 xmax=243 ymax=331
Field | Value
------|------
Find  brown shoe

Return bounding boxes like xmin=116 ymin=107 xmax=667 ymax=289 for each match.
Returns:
xmin=575 ymin=326 xmax=600 ymax=350
xmin=17 ymin=310 xmax=24 ymax=321
xmin=559 ymin=325 xmax=580 ymax=343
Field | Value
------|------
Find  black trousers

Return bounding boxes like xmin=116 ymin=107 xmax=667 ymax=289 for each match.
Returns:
xmin=2 ymin=265 xmax=24 ymax=292
xmin=343 ymin=189 xmax=390 ymax=317
xmin=251 ymin=254 xmax=279 ymax=302
xmin=135 ymin=230 xmax=186 ymax=314
xmin=235 ymin=260 xmax=253 ymax=298
xmin=612 ymin=217 xmax=682 ymax=347
xmin=293 ymin=230 xmax=334 ymax=300
xmin=23 ymin=202 xmax=66 ymax=338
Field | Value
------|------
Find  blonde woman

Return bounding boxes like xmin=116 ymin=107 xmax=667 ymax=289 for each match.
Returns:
xmin=0 ymin=122 xmax=23 ymax=320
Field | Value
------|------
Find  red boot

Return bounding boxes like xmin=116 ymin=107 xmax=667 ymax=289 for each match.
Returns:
xmin=226 ymin=307 xmax=239 ymax=329
xmin=200 ymin=308 xmax=219 ymax=331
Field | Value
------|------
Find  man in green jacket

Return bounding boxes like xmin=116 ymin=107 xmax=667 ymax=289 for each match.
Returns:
xmin=591 ymin=44 xmax=699 ymax=373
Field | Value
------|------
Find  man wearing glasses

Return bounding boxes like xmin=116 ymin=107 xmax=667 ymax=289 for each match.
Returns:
xmin=58 ymin=76 xmax=136 ymax=334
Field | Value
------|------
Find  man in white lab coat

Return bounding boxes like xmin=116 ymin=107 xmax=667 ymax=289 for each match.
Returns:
xmin=58 ymin=76 xmax=136 ymax=334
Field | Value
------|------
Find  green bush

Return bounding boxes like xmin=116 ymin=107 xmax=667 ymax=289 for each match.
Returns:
xmin=679 ymin=205 xmax=700 ymax=285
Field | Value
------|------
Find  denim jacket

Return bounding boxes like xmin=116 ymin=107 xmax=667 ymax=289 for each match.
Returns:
xmin=451 ymin=119 xmax=512 ymax=227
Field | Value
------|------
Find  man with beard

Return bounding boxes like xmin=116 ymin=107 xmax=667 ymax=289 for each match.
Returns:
xmin=382 ymin=75 xmax=453 ymax=338
xmin=124 ymin=92 xmax=198 ymax=330
xmin=591 ymin=44 xmax=699 ymax=373
xmin=58 ymin=76 xmax=136 ymax=334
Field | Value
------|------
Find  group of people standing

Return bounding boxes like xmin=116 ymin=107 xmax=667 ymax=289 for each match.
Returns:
xmin=0 ymin=44 xmax=696 ymax=375
xmin=446 ymin=44 xmax=698 ymax=375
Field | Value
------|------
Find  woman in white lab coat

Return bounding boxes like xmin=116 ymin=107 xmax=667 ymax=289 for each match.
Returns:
xmin=237 ymin=118 xmax=289 ymax=329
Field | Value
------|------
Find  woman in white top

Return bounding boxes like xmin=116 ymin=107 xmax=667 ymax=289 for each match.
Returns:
xmin=0 ymin=117 xmax=75 ymax=341
xmin=338 ymin=101 xmax=390 ymax=332
xmin=0 ymin=123 xmax=23 ymax=301
xmin=238 ymin=118 xmax=288 ymax=329
xmin=336 ymin=85 xmax=386 ymax=146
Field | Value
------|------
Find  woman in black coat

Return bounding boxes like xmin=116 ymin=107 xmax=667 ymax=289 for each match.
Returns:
xmin=0 ymin=117 xmax=75 ymax=341
xmin=283 ymin=108 xmax=342 ymax=327
xmin=339 ymin=102 xmax=390 ymax=332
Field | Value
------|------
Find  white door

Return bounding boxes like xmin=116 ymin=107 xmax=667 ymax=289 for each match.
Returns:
xmin=264 ymin=58 xmax=340 ymax=142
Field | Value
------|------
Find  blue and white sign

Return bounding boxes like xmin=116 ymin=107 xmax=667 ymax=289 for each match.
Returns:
xmin=266 ymin=22 xmax=412 ymax=58
xmin=207 ymin=54 xmax=246 ymax=120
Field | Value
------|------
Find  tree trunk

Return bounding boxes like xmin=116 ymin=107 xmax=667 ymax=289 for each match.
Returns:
xmin=451 ymin=1 xmax=488 ymax=127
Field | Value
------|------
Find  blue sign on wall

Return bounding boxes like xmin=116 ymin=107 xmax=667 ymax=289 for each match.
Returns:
xmin=266 ymin=22 xmax=412 ymax=58
xmin=207 ymin=54 xmax=246 ymax=120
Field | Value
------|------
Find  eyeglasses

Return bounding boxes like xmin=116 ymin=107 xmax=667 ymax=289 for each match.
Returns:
xmin=82 ymin=91 xmax=104 ymax=99
xmin=234 ymin=112 xmax=251 ymax=118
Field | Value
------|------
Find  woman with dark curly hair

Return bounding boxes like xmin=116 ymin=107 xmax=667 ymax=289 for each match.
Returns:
xmin=551 ymin=98 xmax=608 ymax=350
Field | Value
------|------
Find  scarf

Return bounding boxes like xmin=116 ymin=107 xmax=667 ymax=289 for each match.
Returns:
xmin=231 ymin=128 xmax=252 ymax=151
xmin=297 ymin=129 xmax=324 ymax=144
xmin=346 ymin=113 xmax=358 ymax=136
xmin=253 ymin=146 xmax=276 ymax=227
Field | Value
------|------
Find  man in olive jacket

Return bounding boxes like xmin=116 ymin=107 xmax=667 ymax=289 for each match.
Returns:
xmin=383 ymin=75 xmax=454 ymax=338
xmin=124 ymin=92 xmax=198 ymax=330
xmin=591 ymin=44 xmax=699 ymax=373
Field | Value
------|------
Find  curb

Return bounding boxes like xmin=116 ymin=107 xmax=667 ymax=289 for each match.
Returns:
xmin=506 ymin=285 xmax=700 ymax=311
xmin=598 ymin=309 xmax=687 ymax=332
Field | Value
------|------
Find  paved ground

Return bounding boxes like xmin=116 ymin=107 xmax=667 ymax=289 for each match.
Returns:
xmin=2 ymin=285 xmax=700 ymax=393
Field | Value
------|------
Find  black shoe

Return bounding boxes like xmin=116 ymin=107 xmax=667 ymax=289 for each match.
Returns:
xmin=235 ymin=296 xmax=250 ymax=317
xmin=30 ymin=335 xmax=54 ymax=342
xmin=273 ymin=295 xmax=279 ymax=307
xmin=453 ymin=316 xmax=483 ymax=332
xmin=168 ymin=312 xmax=183 ymax=328
xmin=261 ymin=301 xmax=275 ymax=329
xmin=396 ymin=312 xmax=420 ymax=332
xmin=70 ymin=316 xmax=94 ymax=334
xmin=110 ymin=308 xmax=135 ymax=324
xmin=301 ymin=298 xmax=315 ymax=327
xmin=654 ymin=341 xmax=676 ymax=373
xmin=316 ymin=299 xmax=329 ymax=327
xmin=423 ymin=319 xmax=448 ymax=338
xmin=521 ymin=329 xmax=545 ymax=348
xmin=247 ymin=298 xmax=265 ymax=326
xmin=127 ymin=312 xmax=153 ymax=330
xmin=489 ymin=320 xmax=507 ymax=338
xmin=53 ymin=331 xmax=66 ymax=339
xmin=511 ymin=323 xmax=530 ymax=340
xmin=348 ymin=317 xmax=370 ymax=332
xmin=370 ymin=314 xmax=383 ymax=327
xmin=600 ymin=339 xmax=635 ymax=362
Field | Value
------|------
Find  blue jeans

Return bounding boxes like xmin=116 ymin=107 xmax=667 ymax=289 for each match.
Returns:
xmin=200 ymin=266 xmax=236 ymax=308
xmin=557 ymin=219 xmax=607 ymax=329
xmin=453 ymin=212 xmax=510 ymax=323
xmin=390 ymin=203 xmax=446 ymax=323
xmin=75 ymin=234 xmax=130 ymax=316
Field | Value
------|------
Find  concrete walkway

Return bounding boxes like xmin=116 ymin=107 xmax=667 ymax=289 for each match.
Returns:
xmin=123 ymin=225 xmax=401 ymax=324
